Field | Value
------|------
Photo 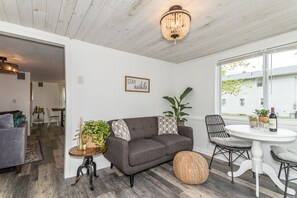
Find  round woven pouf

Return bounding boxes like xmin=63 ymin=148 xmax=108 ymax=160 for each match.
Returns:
xmin=173 ymin=151 xmax=209 ymax=184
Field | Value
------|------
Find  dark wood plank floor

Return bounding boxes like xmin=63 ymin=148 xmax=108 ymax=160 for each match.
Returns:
xmin=0 ymin=124 xmax=296 ymax=198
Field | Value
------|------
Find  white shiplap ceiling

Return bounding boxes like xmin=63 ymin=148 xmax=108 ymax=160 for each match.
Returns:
xmin=0 ymin=0 xmax=297 ymax=67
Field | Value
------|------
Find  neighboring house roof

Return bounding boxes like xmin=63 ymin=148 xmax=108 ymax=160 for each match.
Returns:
xmin=222 ymin=65 xmax=297 ymax=81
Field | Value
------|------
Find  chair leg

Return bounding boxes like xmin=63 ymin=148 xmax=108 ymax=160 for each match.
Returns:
xmin=278 ymin=163 xmax=283 ymax=179
xmin=130 ymin=174 xmax=134 ymax=187
xmin=230 ymin=150 xmax=234 ymax=184
xmin=47 ymin=121 xmax=50 ymax=128
xmin=209 ymin=145 xmax=217 ymax=170
xmin=284 ymin=164 xmax=290 ymax=198
xmin=228 ymin=150 xmax=231 ymax=166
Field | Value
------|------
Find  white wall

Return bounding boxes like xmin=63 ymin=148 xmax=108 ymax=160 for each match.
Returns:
xmin=0 ymin=21 xmax=177 ymax=177
xmin=32 ymin=82 xmax=64 ymax=123
xmin=67 ymin=39 xmax=176 ymax=177
xmin=0 ymin=72 xmax=31 ymax=134
xmin=176 ymin=30 xmax=297 ymax=181
xmin=0 ymin=21 xmax=177 ymax=178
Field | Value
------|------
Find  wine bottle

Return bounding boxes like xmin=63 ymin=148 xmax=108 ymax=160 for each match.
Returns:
xmin=269 ymin=107 xmax=277 ymax=132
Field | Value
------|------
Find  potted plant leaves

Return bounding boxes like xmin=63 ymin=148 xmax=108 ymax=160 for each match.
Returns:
xmin=248 ymin=115 xmax=258 ymax=128
xmin=254 ymin=109 xmax=270 ymax=128
xmin=82 ymin=120 xmax=110 ymax=148
xmin=163 ymin=87 xmax=193 ymax=126
xmin=254 ymin=109 xmax=270 ymax=123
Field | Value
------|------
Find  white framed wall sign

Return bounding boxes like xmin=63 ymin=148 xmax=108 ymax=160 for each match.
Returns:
xmin=125 ymin=76 xmax=150 ymax=93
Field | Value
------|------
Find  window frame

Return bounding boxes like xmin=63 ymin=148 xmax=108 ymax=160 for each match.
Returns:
xmin=222 ymin=99 xmax=226 ymax=106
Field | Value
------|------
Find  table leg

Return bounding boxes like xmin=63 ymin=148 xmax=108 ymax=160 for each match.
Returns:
xmin=88 ymin=163 xmax=94 ymax=190
xmin=263 ymin=163 xmax=296 ymax=196
xmin=92 ymin=161 xmax=98 ymax=177
xmin=255 ymin=168 xmax=259 ymax=197
xmin=227 ymin=160 xmax=252 ymax=177
xmin=61 ymin=111 xmax=64 ymax=127
xmin=71 ymin=156 xmax=97 ymax=190
xmin=71 ymin=164 xmax=85 ymax=186
xmin=251 ymin=140 xmax=264 ymax=198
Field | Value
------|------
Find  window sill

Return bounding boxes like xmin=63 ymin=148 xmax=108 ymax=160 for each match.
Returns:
xmin=222 ymin=115 xmax=297 ymax=132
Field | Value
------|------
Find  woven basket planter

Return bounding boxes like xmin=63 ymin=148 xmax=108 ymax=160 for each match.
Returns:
xmin=173 ymin=151 xmax=209 ymax=184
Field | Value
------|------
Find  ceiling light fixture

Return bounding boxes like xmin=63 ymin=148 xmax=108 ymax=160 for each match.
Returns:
xmin=0 ymin=56 xmax=19 ymax=74
xmin=160 ymin=5 xmax=191 ymax=44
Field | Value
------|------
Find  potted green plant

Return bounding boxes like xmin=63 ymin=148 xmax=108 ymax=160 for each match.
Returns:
xmin=254 ymin=109 xmax=270 ymax=123
xmin=82 ymin=120 xmax=110 ymax=148
xmin=163 ymin=87 xmax=193 ymax=126
xmin=248 ymin=115 xmax=258 ymax=128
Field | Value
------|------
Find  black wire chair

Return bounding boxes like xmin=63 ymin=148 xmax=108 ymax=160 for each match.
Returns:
xmin=205 ymin=115 xmax=253 ymax=183
xmin=270 ymin=146 xmax=297 ymax=198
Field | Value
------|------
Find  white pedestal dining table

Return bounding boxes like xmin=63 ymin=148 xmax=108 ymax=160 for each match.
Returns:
xmin=225 ymin=125 xmax=296 ymax=198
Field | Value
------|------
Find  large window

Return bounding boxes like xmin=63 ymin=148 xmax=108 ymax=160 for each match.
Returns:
xmin=219 ymin=44 xmax=297 ymax=120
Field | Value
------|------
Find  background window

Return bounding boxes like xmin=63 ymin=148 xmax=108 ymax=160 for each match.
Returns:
xmin=240 ymin=98 xmax=245 ymax=106
xmin=269 ymin=49 xmax=297 ymax=119
xmin=260 ymin=98 xmax=264 ymax=105
xmin=219 ymin=44 xmax=297 ymax=120
xmin=257 ymin=79 xmax=263 ymax=87
xmin=220 ymin=56 xmax=263 ymax=116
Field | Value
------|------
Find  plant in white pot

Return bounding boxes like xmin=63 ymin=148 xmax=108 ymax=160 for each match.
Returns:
xmin=163 ymin=87 xmax=193 ymax=126
xmin=248 ymin=115 xmax=258 ymax=128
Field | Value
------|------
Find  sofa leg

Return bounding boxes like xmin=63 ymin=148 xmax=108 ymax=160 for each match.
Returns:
xmin=130 ymin=175 xmax=134 ymax=187
xmin=16 ymin=165 xmax=22 ymax=173
xmin=110 ymin=163 xmax=113 ymax=169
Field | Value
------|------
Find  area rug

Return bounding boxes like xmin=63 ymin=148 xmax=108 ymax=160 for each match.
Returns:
xmin=25 ymin=140 xmax=44 ymax=164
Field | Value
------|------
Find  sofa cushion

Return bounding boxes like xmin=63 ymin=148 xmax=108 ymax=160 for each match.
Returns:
xmin=124 ymin=117 xmax=158 ymax=140
xmin=158 ymin=116 xmax=178 ymax=135
xmin=151 ymin=134 xmax=192 ymax=155
xmin=129 ymin=139 xmax=166 ymax=166
xmin=0 ymin=114 xmax=14 ymax=128
xmin=112 ymin=119 xmax=131 ymax=141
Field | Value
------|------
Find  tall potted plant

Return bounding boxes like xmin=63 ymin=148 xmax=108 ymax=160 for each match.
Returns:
xmin=163 ymin=87 xmax=193 ymax=126
xmin=82 ymin=120 xmax=110 ymax=148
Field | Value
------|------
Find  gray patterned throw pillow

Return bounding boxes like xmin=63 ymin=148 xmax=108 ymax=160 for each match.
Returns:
xmin=112 ymin=119 xmax=131 ymax=141
xmin=158 ymin=116 xmax=178 ymax=135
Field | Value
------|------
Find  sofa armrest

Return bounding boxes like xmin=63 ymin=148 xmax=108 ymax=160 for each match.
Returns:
xmin=178 ymin=126 xmax=193 ymax=141
xmin=0 ymin=124 xmax=27 ymax=169
xmin=103 ymin=136 xmax=129 ymax=171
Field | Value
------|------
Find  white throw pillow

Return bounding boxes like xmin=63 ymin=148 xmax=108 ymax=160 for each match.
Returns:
xmin=158 ymin=116 xmax=178 ymax=135
xmin=112 ymin=119 xmax=131 ymax=141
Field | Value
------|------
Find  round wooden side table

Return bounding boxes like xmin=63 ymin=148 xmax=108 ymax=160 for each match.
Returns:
xmin=69 ymin=146 xmax=107 ymax=190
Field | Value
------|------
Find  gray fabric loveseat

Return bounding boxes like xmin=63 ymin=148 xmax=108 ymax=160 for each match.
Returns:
xmin=103 ymin=116 xmax=193 ymax=187
xmin=0 ymin=111 xmax=28 ymax=173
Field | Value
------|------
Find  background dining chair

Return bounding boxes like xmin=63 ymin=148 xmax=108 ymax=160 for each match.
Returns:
xmin=270 ymin=145 xmax=297 ymax=198
xmin=205 ymin=114 xmax=253 ymax=183
xmin=46 ymin=108 xmax=59 ymax=128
